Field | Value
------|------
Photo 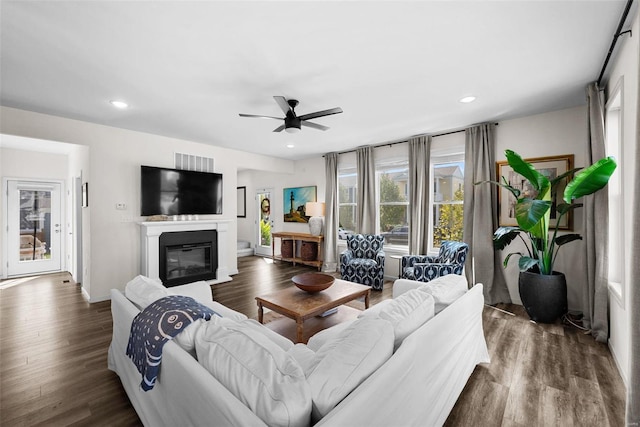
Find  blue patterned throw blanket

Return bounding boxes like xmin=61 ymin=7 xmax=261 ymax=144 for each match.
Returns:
xmin=126 ymin=295 xmax=218 ymax=391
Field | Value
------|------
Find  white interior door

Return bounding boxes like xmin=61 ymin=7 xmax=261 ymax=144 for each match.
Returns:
xmin=255 ymin=189 xmax=273 ymax=256
xmin=5 ymin=180 xmax=63 ymax=277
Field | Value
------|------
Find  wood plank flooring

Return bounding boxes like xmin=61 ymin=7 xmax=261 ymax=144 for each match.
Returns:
xmin=0 ymin=256 xmax=625 ymax=426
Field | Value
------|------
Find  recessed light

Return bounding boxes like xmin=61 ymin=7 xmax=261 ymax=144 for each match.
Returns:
xmin=286 ymin=144 xmax=295 ymax=149
xmin=109 ymin=100 xmax=129 ymax=109
xmin=459 ymin=96 xmax=476 ymax=104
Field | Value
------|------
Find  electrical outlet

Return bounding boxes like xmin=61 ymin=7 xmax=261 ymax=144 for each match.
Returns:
xmin=116 ymin=203 xmax=127 ymax=210
xmin=121 ymin=215 xmax=133 ymax=223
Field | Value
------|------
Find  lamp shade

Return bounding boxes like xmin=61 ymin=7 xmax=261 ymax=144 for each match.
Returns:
xmin=305 ymin=202 xmax=325 ymax=217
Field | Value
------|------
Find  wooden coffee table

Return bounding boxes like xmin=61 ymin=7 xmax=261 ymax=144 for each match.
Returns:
xmin=256 ymin=278 xmax=371 ymax=343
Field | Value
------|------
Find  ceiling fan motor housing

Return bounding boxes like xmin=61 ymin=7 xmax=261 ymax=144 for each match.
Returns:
xmin=285 ymin=110 xmax=301 ymax=130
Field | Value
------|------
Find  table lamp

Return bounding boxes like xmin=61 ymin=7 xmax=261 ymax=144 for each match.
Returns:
xmin=305 ymin=202 xmax=325 ymax=236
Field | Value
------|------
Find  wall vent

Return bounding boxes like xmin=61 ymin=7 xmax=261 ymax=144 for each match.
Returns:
xmin=174 ymin=153 xmax=214 ymax=172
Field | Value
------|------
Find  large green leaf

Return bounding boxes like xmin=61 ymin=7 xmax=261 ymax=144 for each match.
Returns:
xmin=503 ymin=252 xmax=524 ymax=268
xmin=555 ymin=234 xmax=582 ymax=246
xmin=493 ymin=227 xmax=522 ymax=250
xmin=515 ymin=198 xmax=551 ymax=234
xmin=555 ymin=202 xmax=583 ymax=215
xmin=505 ymin=150 xmax=550 ymax=196
xmin=518 ymin=256 xmax=539 ymax=272
xmin=563 ymin=157 xmax=617 ymax=203
xmin=550 ymin=167 xmax=582 ymax=189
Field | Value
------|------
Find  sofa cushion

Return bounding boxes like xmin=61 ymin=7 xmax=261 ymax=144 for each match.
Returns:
xmin=195 ymin=317 xmax=311 ymax=427
xmin=124 ymin=275 xmax=168 ymax=309
xmin=360 ymin=289 xmax=435 ymax=350
xmin=305 ymin=320 xmax=355 ymax=352
xmin=173 ymin=318 xmax=210 ymax=356
xmin=200 ymin=300 xmax=248 ymax=321
xmin=287 ymin=343 xmax=318 ymax=374
xmin=307 ymin=317 xmax=394 ymax=422
xmin=417 ymin=274 xmax=468 ymax=313
xmin=167 ymin=280 xmax=213 ymax=303
xmin=239 ymin=319 xmax=294 ymax=351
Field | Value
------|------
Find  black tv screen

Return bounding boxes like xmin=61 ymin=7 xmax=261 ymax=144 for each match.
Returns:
xmin=141 ymin=166 xmax=223 ymax=216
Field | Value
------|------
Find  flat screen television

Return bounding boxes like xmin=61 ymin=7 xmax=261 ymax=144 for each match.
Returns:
xmin=141 ymin=166 xmax=223 ymax=216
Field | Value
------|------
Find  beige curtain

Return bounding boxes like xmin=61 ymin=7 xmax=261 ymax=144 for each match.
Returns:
xmin=408 ymin=136 xmax=431 ymax=253
xmin=583 ymin=83 xmax=609 ymax=342
xmin=323 ymin=152 xmax=339 ymax=272
xmin=463 ymin=123 xmax=511 ymax=303
xmin=356 ymin=146 xmax=376 ymax=234
xmin=626 ymin=48 xmax=640 ymax=424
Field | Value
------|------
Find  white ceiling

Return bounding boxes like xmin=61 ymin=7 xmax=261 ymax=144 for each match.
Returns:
xmin=0 ymin=1 xmax=631 ymax=161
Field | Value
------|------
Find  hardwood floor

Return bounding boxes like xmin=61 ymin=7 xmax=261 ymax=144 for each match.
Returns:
xmin=0 ymin=257 xmax=625 ymax=426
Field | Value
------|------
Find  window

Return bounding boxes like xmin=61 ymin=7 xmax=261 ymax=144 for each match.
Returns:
xmin=338 ymin=154 xmax=357 ymax=240
xmin=430 ymin=137 xmax=465 ymax=251
xmin=377 ymin=158 xmax=409 ymax=246
xmin=605 ymin=80 xmax=624 ymax=303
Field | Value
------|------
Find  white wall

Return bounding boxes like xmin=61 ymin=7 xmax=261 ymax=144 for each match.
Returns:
xmin=602 ymin=6 xmax=639 ymax=385
xmin=496 ymin=105 xmax=588 ymax=310
xmin=0 ymin=106 xmax=294 ymax=302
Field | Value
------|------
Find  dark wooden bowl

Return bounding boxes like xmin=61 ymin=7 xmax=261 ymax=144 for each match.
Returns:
xmin=292 ymin=273 xmax=335 ymax=293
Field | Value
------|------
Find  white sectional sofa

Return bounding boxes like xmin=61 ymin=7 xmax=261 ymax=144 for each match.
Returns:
xmin=108 ymin=275 xmax=489 ymax=427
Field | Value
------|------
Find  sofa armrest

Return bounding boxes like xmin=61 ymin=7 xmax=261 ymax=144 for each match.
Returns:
xmin=340 ymin=249 xmax=354 ymax=264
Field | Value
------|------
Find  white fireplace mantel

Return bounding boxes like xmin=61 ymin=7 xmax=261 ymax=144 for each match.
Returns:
xmin=139 ymin=220 xmax=232 ymax=284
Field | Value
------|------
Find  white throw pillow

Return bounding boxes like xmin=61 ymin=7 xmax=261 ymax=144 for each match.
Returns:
xmin=173 ymin=318 xmax=209 ymax=357
xmin=361 ymin=289 xmax=435 ymax=351
xmin=167 ymin=280 xmax=213 ymax=303
xmin=195 ymin=318 xmax=312 ymax=427
xmin=357 ymin=299 xmax=393 ymax=319
xmin=417 ymin=274 xmax=468 ymax=313
xmin=307 ymin=317 xmax=394 ymax=422
xmin=239 ymin=319 xmax=294 ymax=351
xmin=124 ymin=275 xmax=168 ymax=309
xmin=306 ymin=320 xmax=355 ymax=352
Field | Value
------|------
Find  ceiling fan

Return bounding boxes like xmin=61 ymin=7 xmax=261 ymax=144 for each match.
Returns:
xmin=239 ymin=96 xmax=343 ymax=133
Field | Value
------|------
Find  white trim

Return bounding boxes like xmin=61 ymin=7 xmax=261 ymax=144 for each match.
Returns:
xmin=2 ymin=177 xmax=66 ymax=279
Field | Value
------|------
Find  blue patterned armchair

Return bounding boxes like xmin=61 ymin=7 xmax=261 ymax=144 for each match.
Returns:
xmin=401 ymin=240 xmax=469 ymax=282
xmin=340 ymin=234 xmax=385 ymax=290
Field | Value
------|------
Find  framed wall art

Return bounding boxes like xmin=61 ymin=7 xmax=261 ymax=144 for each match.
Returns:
xmin=496 ymin=154 xmax=574 ymax=230
xmin=237 ymin=186 xmax=246 ymax=218
xmin=82 ymin=182 xmax=89 ymax=208
xmin=283 ymin=186 xmax=317 ymax=223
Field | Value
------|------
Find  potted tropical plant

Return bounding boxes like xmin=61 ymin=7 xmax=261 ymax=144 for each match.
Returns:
xmin=484 ymin=149 xmax=617 ymax=323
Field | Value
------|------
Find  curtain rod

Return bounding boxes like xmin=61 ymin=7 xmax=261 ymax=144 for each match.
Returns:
xmin=328 ymin=123 xmax=499 ymax=156
xmin=597 ymin=0 xmax=634 ymax=85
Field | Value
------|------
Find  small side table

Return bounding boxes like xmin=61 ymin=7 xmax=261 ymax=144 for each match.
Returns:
xmin=390 ymin=255 xmax=403 ymax=279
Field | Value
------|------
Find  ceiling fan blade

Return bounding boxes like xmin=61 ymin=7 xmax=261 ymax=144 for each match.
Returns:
xmin=239 ymin=113 xmax=283 ymax=120
xmin=273 ymin=96 xmax=291 ymax=114
xmin=298 ymin=107 xmax=343 ymax=121
xmin=301 ymin=121 xmax=329 ymax=131
xmin=273 ymin=124 xmax=285 ymax=132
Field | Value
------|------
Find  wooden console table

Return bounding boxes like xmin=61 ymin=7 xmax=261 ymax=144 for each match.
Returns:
xmin=271 ymin=231 xmax=323 ymax=271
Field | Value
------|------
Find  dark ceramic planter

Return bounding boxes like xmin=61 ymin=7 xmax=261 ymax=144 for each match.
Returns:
xmin=518 ymin=270 xmax=568 ymax=323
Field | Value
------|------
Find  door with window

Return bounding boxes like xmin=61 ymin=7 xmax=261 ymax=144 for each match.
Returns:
xmin=5 ymin=180 xmax=63 ymax=277
xmin=255 ymin=189 xmax=273 ymax=256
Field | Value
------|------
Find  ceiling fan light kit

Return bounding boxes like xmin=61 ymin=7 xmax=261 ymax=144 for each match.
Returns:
xmin=240 ymin=96 xmax=342 ymax=133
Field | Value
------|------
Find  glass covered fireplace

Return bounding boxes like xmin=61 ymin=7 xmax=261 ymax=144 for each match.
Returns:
xmin=158 ymin=230 xmax=217 ymax=287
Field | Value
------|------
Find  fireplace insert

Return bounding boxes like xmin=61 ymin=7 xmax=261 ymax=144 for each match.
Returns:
xmin=158 ymin=230 xmax=217 ymax=287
